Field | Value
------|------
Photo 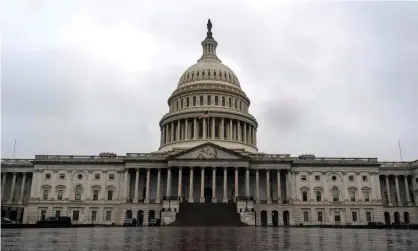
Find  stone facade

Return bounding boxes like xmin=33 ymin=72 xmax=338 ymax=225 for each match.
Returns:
xmin=1 ymin=20 xmax=417 ymax=226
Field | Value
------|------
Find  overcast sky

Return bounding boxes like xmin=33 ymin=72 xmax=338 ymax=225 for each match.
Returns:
xmin=1 ymin=1 xmax=417 ymax=161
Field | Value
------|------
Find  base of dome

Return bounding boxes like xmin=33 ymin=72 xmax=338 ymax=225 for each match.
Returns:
xmin=158 ymin=140 xmax=258 ymax=153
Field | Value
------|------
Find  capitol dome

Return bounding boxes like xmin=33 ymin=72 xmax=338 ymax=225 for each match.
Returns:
xmin=158 ymin=19 xmax=258 ymax=153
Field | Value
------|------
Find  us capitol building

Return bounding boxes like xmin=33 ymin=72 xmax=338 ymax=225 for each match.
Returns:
xmin=1 ymin=20 xmax=417 ymax=226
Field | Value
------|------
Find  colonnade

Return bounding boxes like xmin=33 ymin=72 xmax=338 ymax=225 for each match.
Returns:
xmin=1 ymin=172 xmax=29 ymax=204
xmin=381 ymin=174 xmax=416 ymax=206
xmin=160 ymin=117 xmax=257 ymax=146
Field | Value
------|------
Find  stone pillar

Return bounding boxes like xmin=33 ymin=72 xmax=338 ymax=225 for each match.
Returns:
xmin=248 ymin=126 xmax=252 ymax=145
xmin=19 ymin=173 xmax=27 ymax=203
xmin=193 ymin=118 xmax=197 ymax=140
xmin=9 ymin=172 xmax=16 ymax=202
xmin=413 ymin=175 xmax=417 ymax=205
xmin=178 ymin=168 xmax=183 ymax=199
xmin=134 ymin=169 xmax=139 ymax=203
xmin=245 ymin=168 xmax=250 ymax=197
xmin=229 ymin=120 xmax=233 ymax=141
xmin=237 ymin=121 xmax=241 ymax=141
xmin=200 ymin=167 xmax=205 ymax=203
xmin=395 ymin=175 xmax=401 ymax=205
xmin=243 ymin=123 xmax=247 ymax=144
xmin=375 ymin=173 xmax=382 ymax=202
xmin=211 ymin=118 xmax=215 ymax=139
xmin=255 ymin=170 xmax=260 ymax=203
xmin=65 ymin=171 xmax=71 ymax=200
xmin=404 ymin=175 xmax=411 ymax=205
xmin=212 ymin=167 xmax=216 ymax=202
xmin=87 ymin=170 xmax=93 ymax=200
xmin=342 ymin=172 xmax=348 ymax=201
xmin=222 ymin=167 xmax=228 ymax=203
xmin=156 ymin=169 xmax=161 ymax=203
xmin=145 ymin=169 xmax=150 ymax=203
xmin=234 ymin=167 xmax=239 ymax=200
xmin=203 ymin=118 xmax=207 ymax=139
xmin=170 ymin=122 xmax=174 ymax=142
xmin=385 ymin=175 xmax=392 ymax=205
xmin=356 ymin=172 xmax=362 ymax=201
xmin=177 ymin=120 xmax=181 ymax=140
xmin=322 ymin=171 xmax=327 ymax=201
xmin=189 ymin=167 xmax=194 ymax=202
xmin=166 ymin=168 xmax=172 ymax=197
xmin=266 ymin=170 xmax=271 ymax=204
xmin=277 ymin=170 xmax=281 ymax=203
xmin=1 ymin=173 xmax=7 ymax=198
xmin=185 ymin=119 xmax=189 ymax=140
xmin=287 ymin=171 xmax=292 ymax=202
xmin=221 ymin=118 xmax=225 ymax=139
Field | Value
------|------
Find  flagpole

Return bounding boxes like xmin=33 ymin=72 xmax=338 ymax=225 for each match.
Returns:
xmin=13 ymin=138 xmax=17 ymax=159
xmin=398 ymin=140 xmax=403 ymax=162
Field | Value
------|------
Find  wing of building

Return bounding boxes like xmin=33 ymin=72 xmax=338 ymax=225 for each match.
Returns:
xmin=2 ymin=20 xmax=417 ymax=226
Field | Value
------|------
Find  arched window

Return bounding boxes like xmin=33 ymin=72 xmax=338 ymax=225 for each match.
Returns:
xmin=215 ymin=96 xmax=218 ymax=106
xmin=75 ymin=185 xmax=83 ymax=201
xmin=200 ymin=96 xmax=204 ymax=105
xmin=332 ymin=187 xmax=339 ymax=202
xmin=186 ymin=97 xmax=189 ymax=107
xmin=222 ymin=97 xmax=225 ymax=106
xmin=207 ymin=95 xmax=211 ymax=105
xmin=193 ymin=96 xmax=196 ymax=106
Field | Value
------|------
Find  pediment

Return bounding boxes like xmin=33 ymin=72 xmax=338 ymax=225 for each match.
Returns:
xmin=169 ymin=143 xmax=246 ymax=160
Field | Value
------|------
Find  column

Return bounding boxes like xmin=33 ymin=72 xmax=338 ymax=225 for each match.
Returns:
xmin=1 ymin=173 xmax=6 ymax=198
xmin=145 ymin=169 xmax=151 ymax=203
xmin=193 ymin=118 xmax=197 ymax=139
xmin=404 ymin=175 xmax=411 ymax=205
xmin=166 ymin=168 xmax=172 ymax=197
xmin=342 ymin=172 xmax=348 ymax=201
xmin=248 ymin=126 xmax=252 ymax=145
xmin=9 ymin=172 xmax=16 ymax=202
xmin=237 ymin=122 xmax=241 ymax=141
xmin=185 ymin=119 xmax=189 ymax=140
xmin=170 ymin=122 xmax=174 ymax=142
xmin=50 ymin=171 xmax=57 ymax=200
xmin=385 ymin=175 xmax=392 ymax=205
xmin=87 ymin=171 xmax=92 ymax=200
xmin=203 ymin=118 xmax=207 ymax=139
xmin=287 ymin=171 xmax=291 ymax=202
xmin=19 ymin=173 xmax=27 ymax=203
xmin=375 ymin=173 xmax=382 ymax=202
xmin=189 ymin=167 xmax=194 ymax=202
xmin=222 ymin=167 xmax=228 ymax=203
xmin=395 ymin=175 xmax=401 ymax=205
xmin=245 ymin=168 xmax=250 ymax=197
xmin=234 ymin=167 xmax=239 ymax=200
xmin=277 ymin=170 xmax=281 ymax=203
xmin=243 ymin=123 xmax=247 ymax=143
xmin=156 ymin=169 xmax=161 ymax=203
xmin=211 ymin=118 xmax=215 ymax=139
xmin=221 ymin=118 xmax=225 ymax=139
xmin=266 ymin=170 xmax=271 ymax=203
xmin=212 ymin=167 xmax=216 ymax=202
xmin=177 ymin=120 xmax=181 ymax=140
xmin=134 ymin=169 xmax=139 ymax=203
xmin=255 ymin=170 xmax=260 ymax=203
xmin=413 ymin=175 xmax=417 ymax=205
xmin=178 ymin=168 xmax=183 ymax=199
xmin=65 ymin=171 xmax=71 ymax=200
xmin=229 ymin=120 xmax=233 ymax=141
xmin=356 ymin=172 xmax=362 ymax=201
xmin=322 ymin=172 xmax=327 ymax=201
xmin=200 ymin=167 xmax=205 ymax=203
xmin=160 ymin=128 xmax=163 ymax=146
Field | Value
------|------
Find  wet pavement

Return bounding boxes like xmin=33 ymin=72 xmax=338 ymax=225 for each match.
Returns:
xmin=1 ymin=227 xmax=417 ymax=251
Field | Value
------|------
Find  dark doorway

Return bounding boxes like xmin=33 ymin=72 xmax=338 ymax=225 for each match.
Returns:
xmin=137 ymin=210 xmax=144 ymax=226
xmin=384 ymin=212 xmax=391 ymax=224
xmin=10 ymin=210 xmax=17 ymax=221
xmin=394 ymin=212 xmax=400 ymax=224
xmin=404 ymin=212 xmax=410 ymax=224
xmin=143 ymin=187 xmax=146 ymax=201
xmin=261 ymin=210 xmax=267 ymax=226
xmin=126 ymin=210 xmax=132 ymax=219
xmin=204 ymin=187 xmax=212 ymax=202
xmin=19 ymin=210 xmax=24 ymax=223
xmin=283 ymin=210 xmax=290 ymax=226
xmin=1 ymin=209 xmax=6 ymax=217
xmin=272 ymin=210 xmax=279 ymax=226
xmin=148 ymin=210 xmax=155 ymax=225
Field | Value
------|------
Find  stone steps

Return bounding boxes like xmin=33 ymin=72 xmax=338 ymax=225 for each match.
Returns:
xmin=171 ymin=202 xmax=247 ymax=226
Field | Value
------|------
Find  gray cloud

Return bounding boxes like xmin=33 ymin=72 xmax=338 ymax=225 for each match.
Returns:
xmin=2 ymin=1 xmax=417 ymax=161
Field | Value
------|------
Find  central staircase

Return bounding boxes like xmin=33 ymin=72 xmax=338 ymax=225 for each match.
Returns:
xmin=170 ymin=202 xmax=247 ymax=226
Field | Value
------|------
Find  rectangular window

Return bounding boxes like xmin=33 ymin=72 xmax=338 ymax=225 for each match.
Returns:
xmin=59 ymin=174 xmax=65 ymax=179
xmin=55 ymin=210 xmax=61 ymax=217
xmin=352 ymin=211 xmax=358 ymax=222
xmin=317 ymin=212 xmax=323 ymax=222
xmin=349 ymin=175 xmax=354 ymax=181
xmin=303 ymin=211 xmax=309 ymax=222
xmin=186 ymin=97 xmax=189 ymax=107
xmin=43 ymin=190 xmax=49 ymax=200
xmin=301 ymin=175 xmax=307 ymax=181
xmin=40 ymin=210 xmax=46 ymax=220
xmin=73 ymin=210 xmax=79 ymax=221
xmin=109 ymin=174 xmax=115 ymax=180
xmin=93 ymin=190 xmax=99 ymax=200
xmin=91 ymin=211 xmax=97 ymax=222
xmin=366 ymin=211 xmax=372 ymax=222
xmin=364 ymin=191 xmax=370 ymax=202
xmin=57 ymin=190 xmax=64 ymax=200
xmin=362 ymin=175 xmax=368 ymax=181
xmin=315 ymin=175 xmax=320 ymax=181
xmin=350 ymin=191 xmax=356 ymax=202
xmin=75 ymin=192 xmax=81 ymax=201
xmin=316 ymin=191 xmax=321 ymax=202
xmin=222 ymin=97 xmax=225 ymax=106
xmin=105 ymin=211 xmax=112 ymax=221
xmin=302 ymin=191 xmax=308 ymax=202
xmin=215 ymin=96 xmax=218 ymax=105
xmin=94 ymin=174 xmax=100 ymax=180
xmin=107 ymin=190 xmax=113 ymax=200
